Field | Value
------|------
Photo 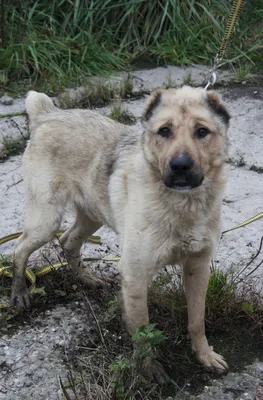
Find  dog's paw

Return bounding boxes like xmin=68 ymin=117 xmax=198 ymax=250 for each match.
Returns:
xmin=196 ymin=349 xmax=228 ymax=373
xmin=77 ymin=269 xmax=113 ymax=289
xmin=142 ymin=357 xmax=170 ymax=385
xmin=10 ymin=287 xmax=32 ymax=309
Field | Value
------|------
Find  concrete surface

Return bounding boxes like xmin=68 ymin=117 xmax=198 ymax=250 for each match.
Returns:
xmin=0 ymin=66 xmax=263 ymax=399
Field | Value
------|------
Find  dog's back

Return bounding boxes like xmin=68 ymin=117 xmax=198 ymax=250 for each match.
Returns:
xmin=23 ymin=91 xmax=138 ymax=227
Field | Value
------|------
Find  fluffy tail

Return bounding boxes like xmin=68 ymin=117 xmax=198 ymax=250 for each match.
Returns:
xmin=26 ymin=91 xmax=55 ymax=122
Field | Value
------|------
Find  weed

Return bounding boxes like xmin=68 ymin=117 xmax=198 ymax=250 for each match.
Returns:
xmin=108 ymin=102 xmax=136 ymax=125
xmin=164 ymin=72 xmax=175 ymax=89
xmin=58 ymin=77 xmax=134 ymax=109
xmin=0 ymin=136 xmax=28 ymax=161
xmin=206 ymin=268 xmax=235 ymax=312
xmin=183 ymin=73 xmax=193 ymax=86
xmin=0 ymin=71 xmax=8 ymax=85
xmin=235 ymin=66 xmax=252 ymax=82
xmin=122 ymin=76 xmax=134 ymax=97
xmin=110 ymin=325 xmax=166 ymax=399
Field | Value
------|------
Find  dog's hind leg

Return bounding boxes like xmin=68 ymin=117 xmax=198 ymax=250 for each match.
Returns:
xmin=11 ymin=199 xmax=66 ymax=309
xmin=59 ymin=209 xmax=108 ymax=288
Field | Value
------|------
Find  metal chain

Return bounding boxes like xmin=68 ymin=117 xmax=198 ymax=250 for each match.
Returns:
xmin=205 ymin=0 xmax=244 ymax=90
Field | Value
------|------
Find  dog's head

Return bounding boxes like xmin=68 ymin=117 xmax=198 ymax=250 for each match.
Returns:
xmin=141 ymin=86 xmax=230 ymax=192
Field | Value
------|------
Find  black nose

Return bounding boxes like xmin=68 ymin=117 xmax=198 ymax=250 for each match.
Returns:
xmin=170 ymin=154 xmax=194 ymax=173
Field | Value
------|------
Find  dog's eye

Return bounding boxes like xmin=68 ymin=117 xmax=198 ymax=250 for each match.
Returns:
xmin=158 ymin=126 xmax=171 ymax=138
xmin=196 ymin=127 xmax=209 ymax=139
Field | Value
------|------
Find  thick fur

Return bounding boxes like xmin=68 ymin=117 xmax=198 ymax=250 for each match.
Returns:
xmin=11 ymin=87 xmax=230 ymax=382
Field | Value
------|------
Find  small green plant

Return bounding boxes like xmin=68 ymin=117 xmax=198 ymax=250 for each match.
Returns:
xmin=235 ymin=66 xmax=251 ymax=82
xmin=110 ymin=324 xmax=166 ymax=399
xmin=110 ymin=355 xmax=137 ymax=399
xmin=108 ymin=102 xmax=136 ymax=125
xmin=121 ymin=76 xmax=134 ymax=97
xmin=241 ymin=301 xmax=256 ymax=313
xmin=208 ymin=268 xmax=230 ymax=295
xmin=164 ymin=72 xmax=175 ymax=89
xmin=0 ymin=136 xmax=27 ymax=160
xmin=206 ymin=267 xmax=235 ymax=310
xmin=183 ymin=73 xmax=193 ymax=86
xmin=0 ymin=254 xmax=12 ymax=267
xmin=132 ymin=324 xmax=167 ymax=357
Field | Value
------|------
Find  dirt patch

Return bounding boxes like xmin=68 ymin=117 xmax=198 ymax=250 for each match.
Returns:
xmin=222 ymin=83 xmax=263 ymax=101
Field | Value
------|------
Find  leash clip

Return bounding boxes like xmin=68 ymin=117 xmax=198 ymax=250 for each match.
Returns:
xmin=205 ymin=72 xmax=217 ymax=90
xmin=205 ymin=54 xmax=222 ymax=90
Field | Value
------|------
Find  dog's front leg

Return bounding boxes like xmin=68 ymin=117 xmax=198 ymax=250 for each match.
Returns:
xmin=120 ymin=255 xmax=169 ymax=384
xmin=183 ymin=251 xmax=228 ymax=372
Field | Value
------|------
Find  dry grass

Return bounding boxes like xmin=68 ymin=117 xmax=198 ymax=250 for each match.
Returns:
xmin=57 ymin=77 xmax=134 ymax=109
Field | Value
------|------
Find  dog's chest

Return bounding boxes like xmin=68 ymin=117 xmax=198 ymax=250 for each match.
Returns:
xmin=159 ymin=228 xmax=209 ymax=263
xmin=150 ymin=209 xmax=216 ymax=266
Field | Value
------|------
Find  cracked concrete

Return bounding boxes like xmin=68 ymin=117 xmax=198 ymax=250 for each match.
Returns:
xmin=194 ymin=362 xmax=263 ymax=400
xmin=0 ymin=67 xmax=263 ymax=399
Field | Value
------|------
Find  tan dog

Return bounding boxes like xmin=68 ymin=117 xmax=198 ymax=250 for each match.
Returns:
xmin=11 ymin=87 xmax=230 ymax=383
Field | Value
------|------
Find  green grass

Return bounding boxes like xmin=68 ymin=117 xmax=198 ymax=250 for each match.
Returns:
xmin=234 ymin=65 xmax=252 ymax=82
xmin=0 ymin=0 xmax=263 ymax=91
xmin=108 ymin=102 xmax=136 ymax=125
xmin=0 ymin=136 xmax=28 ymax=161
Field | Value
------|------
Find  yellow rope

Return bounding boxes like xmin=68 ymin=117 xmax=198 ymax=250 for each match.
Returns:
xmin=0 ymin=232 xmax=120 ymax=308
xmin=1 ymin=205 xmax=262 ymax=308
xmin=222 ymin=211 xmax=263 ymax=235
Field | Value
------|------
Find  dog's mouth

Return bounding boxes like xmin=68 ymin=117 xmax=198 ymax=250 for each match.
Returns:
xmin=163 ymin=172 xmax=204 ymax=192
xmin=173 ymin=181 xmax=193 ymax=191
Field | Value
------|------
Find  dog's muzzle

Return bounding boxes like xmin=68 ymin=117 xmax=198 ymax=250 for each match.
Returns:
xmin=163 ymin=154 xmax=204 ymax=191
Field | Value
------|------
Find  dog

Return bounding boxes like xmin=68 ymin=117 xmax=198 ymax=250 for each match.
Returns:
xmin=10 ymin=86 xmax=230 ymax=383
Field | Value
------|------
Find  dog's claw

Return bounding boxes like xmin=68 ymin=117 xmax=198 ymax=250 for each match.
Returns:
xmin=10 ymin=288 xmax=32 ymax=309
xmin=196 ymin=350 xmax=228 ymax=373
xmin=142 ymin=358 xmax=170 ymax=385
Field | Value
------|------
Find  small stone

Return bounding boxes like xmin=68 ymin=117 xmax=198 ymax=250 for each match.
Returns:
xmin=242 ymin=80 xmax=247 ymax=85
xmin=0 ymin=93 xmax=13 ymax=105
xmin=254 ymin=91 xmax=258 ymax=94
xmin=14 ymin=378 xmax=25 ymax=388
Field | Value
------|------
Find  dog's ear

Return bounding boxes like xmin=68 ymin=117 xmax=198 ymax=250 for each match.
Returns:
xmin=206 ymin=91 xmax=230 ymax=126
xmin=143 ymin=89 xmax=164 ymax=122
